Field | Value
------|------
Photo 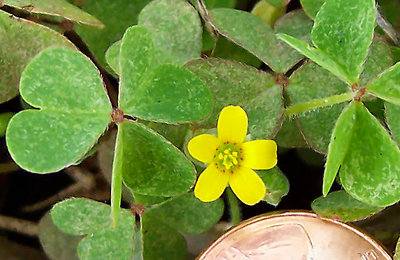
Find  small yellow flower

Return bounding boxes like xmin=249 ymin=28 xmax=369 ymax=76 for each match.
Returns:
xmin=188 ymin=106 xmax=278 ymax=205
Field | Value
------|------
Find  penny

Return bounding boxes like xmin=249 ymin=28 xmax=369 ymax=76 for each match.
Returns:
xmin=198 ymin=211 xmax=392 ymax=260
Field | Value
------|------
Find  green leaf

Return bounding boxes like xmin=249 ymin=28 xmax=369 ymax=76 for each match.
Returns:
xmin=138 ymin=0 xmax=201 ymax=65
xmin=209 ymin=8 xmax=312 ymax=73
xmin=117 ymin=120 xmax=196 ymax=196
xmin=300 ymin=0 xmax=325 ymax=19
xmin=119 ymin=26 xmax=212 ymax=123
xmin=274 ymin=10 xmax=313 ymax=68
xmin=141 ymin=215 xmax=186 ymax=260
xmin=189 ymin=0 xmax=236 ymax=9
xmin=106 ymin=9 xmax=312 ymax=73
xmin=274 ymin=118 xmax=308 ymax=148
xmin=201 ymin=28 xmax=215 ymax=52
xmin=51 ymin=198 xmax=135 ymax=259
xmin=279 ymin=0 xmax=376 ymax=84
xmin=277 ymin=34 xmax=348 ymax=83
xmin=386 ymin=102 xmax=400 ymax=145
xmin=6 ymin=111 xmax=109 ymax=174
xmin=1 ymin=0 xmax=103 ymax=26
xmin=0 ymin=112 xmax=14 ymax=137
xmin=364 ymin=98 xmax=386 ymax=122
xmin=133 ymin=193 xmax=168 ymax=207
xmin=105 ymin=40 xmax=120 ymax=75
xmin=75 ymin=0 xmax=151 ymax=69
xmin=260 ymin=167 xmax=289 ymax=206
xmin=265 ymin=0 xmax=287 ymax=7
xmin=132 ymin=224 xmax=143 ymax=260
xmin=299 ymin=105 xmax=347 ymax=154
xmin=39 ymin=213 xmax=81 ymax=260
xmin=311 ymin=0 xmax=376 ymax=84
xmin=119 ymin=26 xmax=153 ymax=90
xmin=322 ymin=102 xmax=357 ymax=196
xmin=392 ymin=46 xmax=400 ymax=63
xmin=141 ymin=120 xmax=189 ymax=149
xmin=312 ymin=190 xmax=383 ymax=222
xmin=286 ymin=39 xmax=392 ymax=153
xmin=51 ymin=198 xmax=120 ymax=235
xmin=146 ymin=193 xmax=224 ymax=234
xmin=379 ymin=0 xmax=400 ymax=30
xmin=367 ymin=62 xmax=400 ymax=105
xmin=0 ymin=10 xmax=74 ymax=104
xmin=288 ymin=61 xmax=350 ymax=153
xmin=186 ymin=58 xmax=283 ymax=139
xmin=97 ymin=127 xmax=187 ymax=208
xmin=359 ymin=39 xmax=393 ymax=87
xmin=6 ymin=48 xmax=111 ymax=173
xmin=213 ymin=37 xmax=262 ymax=68
xmin=251 ymin=0 xmax=286 ymax=26
xmin=339 ymin=102 xmax=400 ymax=207
xmin=77 ymin=227 xmax=134 ymax=260
xmin=123 ymin=65 xmax=212 ymax=123
xmin=19 ymin=48 xmax=111 ymax=117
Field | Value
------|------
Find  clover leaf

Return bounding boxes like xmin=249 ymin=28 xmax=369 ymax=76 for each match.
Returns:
xmin=51 ymin=198 xmax=135 ymax=260
xmin=51 ymin=195 xmax=223 ymax=260
xmin=0 ymin=10 xmax=75 ymax=104
xmin=6 ymin=48 xmax=112 ymax=173
xmin=116 ymin=120 xmax=196 ymax=197
xmin=138 ymin=0 xmax=202 ymax=66
xmin=137 ymin=193 xmax=224 ymax=259
xmin=312 ymin=190 xmax=383 ymax=222
xmin=208 ymin=8 xmax=312 ymax=73
xmin=339 ymin=102 xmax=400 ymax=207
xmin=286 ymin=39 xmax=393 ymax=154
xmin=278 ymin=0 xmax=376 ymax=85
xmin=1 ymin=0 xmax=103 ymax=27
xmin=119 ymin=25 xmax=213 ymax=123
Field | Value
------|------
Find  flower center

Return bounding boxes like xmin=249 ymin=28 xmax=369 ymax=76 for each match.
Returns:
xmin=214 ymin=142 xmax=242 ymax=173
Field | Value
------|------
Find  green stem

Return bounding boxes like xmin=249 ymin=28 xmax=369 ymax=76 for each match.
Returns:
xmin=227 ymin=188 xmax=241 ymax=226
xmin=111 ymin=127 xmax=123 ymax=229
xmin=285 ymin=92 xmax=354 ymax=117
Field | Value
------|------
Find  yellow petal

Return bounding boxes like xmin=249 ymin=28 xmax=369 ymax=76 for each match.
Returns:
xmin=241 ymin=140 xmax=277 ymax=170
xmin=188 ymin=134 xmax=219 ymax=163
xmin=194 ymin=164 xmax=229 ymax=202
xmin=229 ymin=166 xmax=266 ymax=205
xmin=217 ymin=106 xmax=248 ymax=144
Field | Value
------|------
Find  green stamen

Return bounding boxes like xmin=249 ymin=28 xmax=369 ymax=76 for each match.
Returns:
xmin=214 ymin=143 xmax=242 ymax=172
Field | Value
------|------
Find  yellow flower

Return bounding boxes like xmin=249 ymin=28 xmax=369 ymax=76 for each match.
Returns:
xmin=188 ymin=106 xmax=278 ymax=205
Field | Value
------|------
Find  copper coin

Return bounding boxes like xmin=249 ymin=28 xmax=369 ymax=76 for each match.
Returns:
xmin=198 ymin=211 xmax=392 ymax=260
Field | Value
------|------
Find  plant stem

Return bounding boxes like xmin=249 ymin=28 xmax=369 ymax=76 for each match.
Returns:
xmin=0 ymin=215 xmax=38 ymax=236
xmin=111 ymin=127 xmax=123 ymax=229
xmin=22 ymin=183 xmax=82 ymax=213
xmin=226 ymin=188 xmax=241 ymax=226
xmin=0 ymin=162 xmax=19 ymax=173
xmin=285 ymin=92 xmax=354 ymax=117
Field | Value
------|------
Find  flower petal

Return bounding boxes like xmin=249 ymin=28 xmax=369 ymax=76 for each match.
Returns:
xmin=229 ymin=167 xmax=266 ymax=205
xmin=194 ymin=164 xmax=229 ymax=202
xmin=188 ymin=134 xmax=219 ymax=163
xmin=241 ymin=140 xmax=277 ymax=170
xmin=217 ymin=106 xmax=248 ymax=144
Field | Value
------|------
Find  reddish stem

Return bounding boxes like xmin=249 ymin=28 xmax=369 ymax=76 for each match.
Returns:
xmin=275 ymin=73 xmax=289 ymax=88
xmin=111 ymin=109 xmax=124 ymax=124
xmin=130 ymin=204 xmax=145 ymax=217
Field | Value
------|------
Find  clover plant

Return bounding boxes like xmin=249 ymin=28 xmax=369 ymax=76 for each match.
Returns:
xmin=2 ymin=0 xmax=400 ymax=258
